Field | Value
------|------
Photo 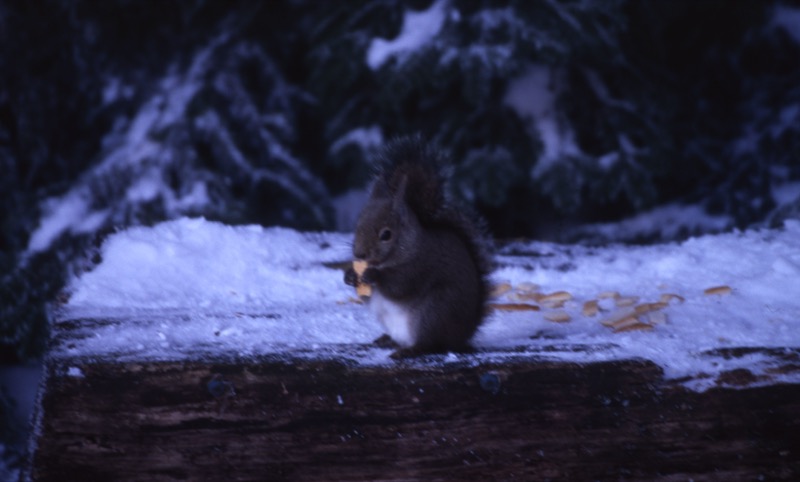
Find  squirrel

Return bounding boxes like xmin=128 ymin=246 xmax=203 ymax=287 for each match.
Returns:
xmin=344 ymin=137 xmax=492 ymax=358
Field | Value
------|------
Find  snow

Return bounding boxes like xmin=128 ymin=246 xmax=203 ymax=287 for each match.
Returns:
xmin=26 ymin=189 xmax=110 ymax=253
xmin=504 ymin=64 xmax=582 ymax=177
xmin=25 ymin=40 xmax=216 ymax=255
xmin=58 ymin=217 xmax=800 ymax=391
xmin=366 ymin=0 xmax=449 ymax=70
xmin=329 ymin=126 xmax=383 ymax=156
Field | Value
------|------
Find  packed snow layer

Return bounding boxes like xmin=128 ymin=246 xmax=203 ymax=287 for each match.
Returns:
xmin=58 ymin=218 xmax=800 ymax=391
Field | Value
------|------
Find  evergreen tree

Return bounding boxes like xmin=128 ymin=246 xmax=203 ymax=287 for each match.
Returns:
xmin=1 ymin=0 xmax=799 ymax=362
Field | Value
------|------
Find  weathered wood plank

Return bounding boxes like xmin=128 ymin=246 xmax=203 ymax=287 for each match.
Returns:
xmin=29 ymin=356 xmax=800 ymax=481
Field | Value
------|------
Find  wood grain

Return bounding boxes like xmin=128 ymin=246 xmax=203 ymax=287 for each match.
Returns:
xmin=28 ymin=354 xmax=800 ymax=481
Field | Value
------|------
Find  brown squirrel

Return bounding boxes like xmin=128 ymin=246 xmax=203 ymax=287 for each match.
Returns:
xmin=344 ymin=137 xmax=492 ymax=358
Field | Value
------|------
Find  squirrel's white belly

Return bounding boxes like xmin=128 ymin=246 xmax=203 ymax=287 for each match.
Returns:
xmin=369 ymin=291 xmax=414 ymax=347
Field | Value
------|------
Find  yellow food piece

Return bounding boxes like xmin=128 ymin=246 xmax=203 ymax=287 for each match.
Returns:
xmin=489 ymin=303 xmax=540 ymax=312
xmin=600 ymin=308 xmax=637 ymax=326
xmin=544 ymin=311 xmax=571 ymax=323
xmin=597 ymin=291 xmax=620 ymax=299
xmin=582 ymin=300 xmax=599 ymax=317
xmin=352 ymin=260 xmax=372 ymax=297
xmin=634 ymin=302 xmax=668 ymax=315
xmin=609 ymin=315 xmax=640 ymax=330
xmin=353 ymin=260 xmax=368 ymax=276
xmin=540 ymin=291 xmax=573 ymax=303
xmin=511 ymin=291 xmax=543 ymax=302
xmin=539 ymin=291 xmax=573 ymax=308
xmin=614 ymin=321 xmax=654 ymax=333
xmin=489 ymin=282 xmax=513 ymax=298
xmin=704 ymin=285 xmax=732 ymax=296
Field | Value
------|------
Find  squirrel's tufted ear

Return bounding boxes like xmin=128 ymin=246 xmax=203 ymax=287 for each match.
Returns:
xmin=392 ymin=173 xmax=409 ymax=212
xmin=370 ymin=177 xmax=391 ymax=200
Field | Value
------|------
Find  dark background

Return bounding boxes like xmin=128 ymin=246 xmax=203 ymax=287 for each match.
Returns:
xmin=2 ymin=0 xmax=800 ymax=474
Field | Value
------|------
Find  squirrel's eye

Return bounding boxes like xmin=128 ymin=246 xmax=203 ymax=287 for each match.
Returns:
xmin=379 ymin=228 xmax=392 ymax=242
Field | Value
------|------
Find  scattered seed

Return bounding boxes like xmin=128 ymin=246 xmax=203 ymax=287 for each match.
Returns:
xmin=608 ymin=316 xmax=641 ymax=330
xmin=490 ymin=283 xmax=513 ymax=298
xmin=614 ymin=321 xmax=654 ymax=333
xmin=540 ymin=291 xmax=573 ymax=303
xmin=704 ymin=285 xmax=732 ymax=296
xmin=510 ymin=291 xmax=542 ymax=302
xmin=544 ymin=311 xmax=571 ymax=323
xmin=489 ymin=303 xmax=541 ymax=312
xmin=582 ymin=300 xmax=599 ymax=317
xmin=634 ymin=302 xmax=668 ymax=315
xmin=600 ymin=308 xmax=637 ymax=326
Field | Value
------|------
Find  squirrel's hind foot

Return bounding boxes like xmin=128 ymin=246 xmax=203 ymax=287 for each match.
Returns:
xmin=373 ymin=334 xmax=399 ymax=349
xmin=389 ymin=347 xmax=425 ymax=360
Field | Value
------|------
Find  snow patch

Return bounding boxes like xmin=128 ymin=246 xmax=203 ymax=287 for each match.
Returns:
xmin=504 ymin=64 xmax=581 ymax=177
xmin=58 ymin=218 xmax=800 ymax=391
xmin=367 ymin=0 xmax=449 ymax=70
xmin=102 ymin=76 xmax=135 ymax=105
xmin=67 ymin=218 xmax=349 ymax=310
xmin=330 ymin=126 xmax=383 ymax=155
xmin=27 ymin=190 xmax=110 ymax=253
xmin=25 ymin=39 xmax=223 ymax=255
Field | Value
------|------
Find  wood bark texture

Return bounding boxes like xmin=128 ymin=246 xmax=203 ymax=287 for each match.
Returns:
xmin=28 ymin=355 xmax=800 ymax=481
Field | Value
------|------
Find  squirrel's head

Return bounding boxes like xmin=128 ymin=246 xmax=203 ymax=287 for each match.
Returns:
xmin=353 ymin=174 xmax=421 ymax=268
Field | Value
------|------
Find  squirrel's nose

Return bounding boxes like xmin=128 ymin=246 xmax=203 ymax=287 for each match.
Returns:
xmin=352 ymin=236 xmax=365 ymax=260
xmin=353 ymin=247 xmax=367 ymax=261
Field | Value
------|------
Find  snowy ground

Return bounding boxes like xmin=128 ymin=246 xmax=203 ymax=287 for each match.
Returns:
xmin=56 ymin=217 xmax=800 ymax=391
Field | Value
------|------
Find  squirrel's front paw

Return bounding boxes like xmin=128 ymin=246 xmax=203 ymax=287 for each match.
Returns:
xmin=361 ymin=267 xmax=379 ymax=285
xmin=389 ymin=347 xmax=425 ymax=360
xmin=344 ymin=267 xmax=359 ymax=287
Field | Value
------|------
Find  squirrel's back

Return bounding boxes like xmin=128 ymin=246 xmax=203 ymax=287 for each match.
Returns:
xmin=353 ymin=137 xmax=493 ymax=354
xmin=375 ymin=137 xmax=492 ymax=299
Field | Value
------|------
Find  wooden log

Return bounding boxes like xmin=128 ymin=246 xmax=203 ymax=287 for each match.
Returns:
xmin=27 ymin=354 xmax=800 ymax=481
